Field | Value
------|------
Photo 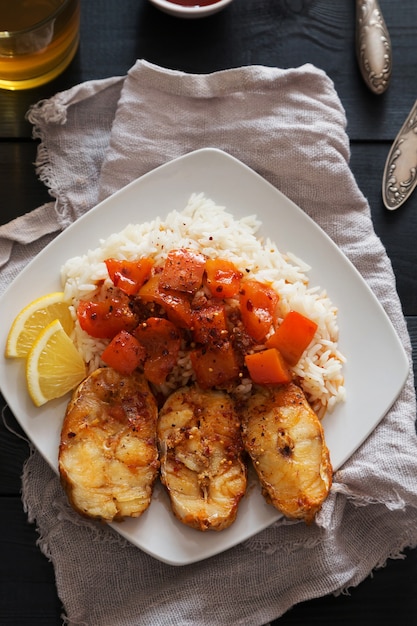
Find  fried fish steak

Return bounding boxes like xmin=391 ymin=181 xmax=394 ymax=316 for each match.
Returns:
xmin=58 ymin=367 xmax=159 ymax=522
xmin=158 ymin=385 xmax=247 ymax=531
xmin=240 ymin=382 xmax=332 ymax=523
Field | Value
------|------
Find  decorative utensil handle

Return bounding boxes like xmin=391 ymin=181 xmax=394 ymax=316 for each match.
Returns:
xmin=356 ymin=0 xmax=392 ymax=94
xmin=382 ymin=99 xmax=417 ymax=210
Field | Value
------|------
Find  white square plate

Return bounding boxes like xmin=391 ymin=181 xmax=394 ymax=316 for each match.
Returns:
xmin=0 ymin=148 xmax=409 ymax=565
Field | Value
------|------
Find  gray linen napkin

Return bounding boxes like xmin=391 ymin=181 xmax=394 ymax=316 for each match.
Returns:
xmin=1 ymin=60 xmax=417 ymax=626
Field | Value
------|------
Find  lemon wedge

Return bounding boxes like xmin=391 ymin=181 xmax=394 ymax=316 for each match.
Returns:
xmin=5 ymin=292 xmax=74 ymax=358
xmin=26 ymin=319 xmax=87 ymax=407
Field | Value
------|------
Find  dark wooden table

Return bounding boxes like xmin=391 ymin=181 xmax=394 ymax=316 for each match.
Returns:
xmin=1 ymin=1 xmax=417 ymax=624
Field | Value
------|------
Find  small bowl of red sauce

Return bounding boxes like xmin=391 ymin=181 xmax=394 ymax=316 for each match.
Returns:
xmin=149 ymin=0 xmax=233 ymax=18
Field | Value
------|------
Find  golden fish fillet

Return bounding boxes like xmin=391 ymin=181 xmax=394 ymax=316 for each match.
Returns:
xmin=59 ymin=367 xmax=159 ymax=522
xmin=240 ymin=383 xmax=332 ymax=523
xmin=158 ymin=385 xmax=247 ymax=531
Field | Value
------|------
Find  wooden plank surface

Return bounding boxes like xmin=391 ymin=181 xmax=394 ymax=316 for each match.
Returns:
xmin=1 ymin=1 xmax=417 ymax=141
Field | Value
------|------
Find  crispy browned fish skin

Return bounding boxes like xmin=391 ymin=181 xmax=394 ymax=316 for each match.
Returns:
xmin=59 ymin=367 xmax=159 ymax=522
xmin=240 ymin=383 xmax=332 ymax=523
xmin=158 ymin=385 xmax=247 ymax=531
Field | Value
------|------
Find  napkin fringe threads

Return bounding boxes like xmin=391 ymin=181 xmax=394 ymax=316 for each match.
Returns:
xmin=27 ymin=98 xmax=75 ymax=232
xmin=26 ymin=76 xmax=124 ymax=232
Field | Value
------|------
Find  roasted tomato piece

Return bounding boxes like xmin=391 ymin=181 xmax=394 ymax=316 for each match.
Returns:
xmin=239 ymin=280 xmax=279 ymax=343
xmin=159 ymin=248 xmax=206 ymax=294
xmin=192 ymin=303 xmax=228 ymax=347
xmin=138 ymin=274 xmax=193 ymax=328
xmin=101 ymin=330 xmax=146 ymax=375
xmin=105 ymin=257 xmax=154 ymax=296
xmin=190 ymin=343 xmax=240 ymax=389
xmin=133 ymin=317 xmax=181 ymax=385
xmin=204 ymin=258 xmax=242 ymax=299
xmin=77 ymin=297 xmax=137 ymax=339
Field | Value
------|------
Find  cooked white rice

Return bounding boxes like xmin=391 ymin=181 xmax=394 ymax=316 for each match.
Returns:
xmin=61 ymin=193 xmax=346 ymax=417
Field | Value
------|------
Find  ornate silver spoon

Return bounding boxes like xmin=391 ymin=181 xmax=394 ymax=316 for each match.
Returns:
xmin=355 ymin=0 xmax=392 ymax=94
xmin=382 ymin=100 xmax=417 ymax=210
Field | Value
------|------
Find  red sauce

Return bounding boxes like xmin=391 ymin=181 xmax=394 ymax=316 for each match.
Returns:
xmin=167 ymin=0 xmax=221 ymax=6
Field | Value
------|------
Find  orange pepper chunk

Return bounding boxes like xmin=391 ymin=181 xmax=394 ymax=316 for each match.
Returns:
xmin=138 ymin=274 xmax=193 ymax=328
xmin=77 ymin=297 xmax=138 ymax=339
xmin=190 ymin=343 xmax=240 ymax=389
xmin=105 ymin=258 xmax=154 ymax=296
xmin=266 ymin=310 xmax=318 ymax=366
xmin=205 ymin=258 xmax=242 ymax=299
xmin=239 ymin=279 xmax=279 ymax=343
xmin=191 ymin=303 xmax=228 ymax=347
xmin=245 ymin=348 xmax=292 ymax=385
xmin=133 ymin=317 xmax=181 ymax=385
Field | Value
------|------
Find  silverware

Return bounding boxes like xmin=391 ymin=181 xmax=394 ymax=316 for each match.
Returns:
xmin=355 ymin=0 xmax=392 ymax=94
xmin=382 ymin=100 xmax=417 ymax=210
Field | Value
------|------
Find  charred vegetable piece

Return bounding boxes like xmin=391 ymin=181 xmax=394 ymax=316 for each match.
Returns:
xmin=158 ymin=384 xmax=247 ymax=531
xmin=240 ymin=382 xmax=332 ymax=523
xmin=59 ymin=368 xmax=159 ymax=522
